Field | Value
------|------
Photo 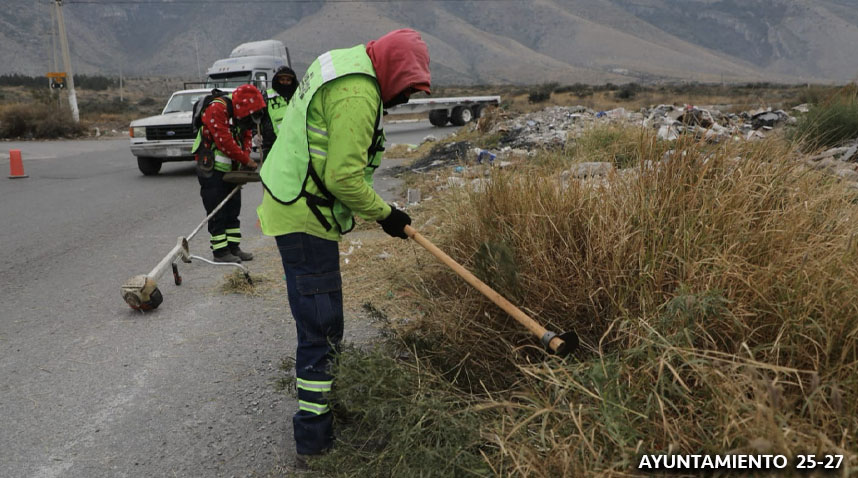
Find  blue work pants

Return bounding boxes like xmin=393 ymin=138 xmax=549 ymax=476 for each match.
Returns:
xmin=198 ymin=170 xmax=242 ymax=252
xmin=275 ymin=233 xmax=343 ymax=455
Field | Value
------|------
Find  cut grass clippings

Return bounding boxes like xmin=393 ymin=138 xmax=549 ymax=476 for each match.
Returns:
xmin=217 ymin=245 xmax=285 ymax=298
xmin=219 ymin=269 xmax=267 ymax=296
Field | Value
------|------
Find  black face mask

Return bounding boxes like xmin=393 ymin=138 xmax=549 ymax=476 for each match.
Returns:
xmin=273 ymin=81 xmax=297 ymax=100
xmin=383 ymin=91 xmax=410 ymax=109
xmin=236 ymin=113 xmax=259 ymax=130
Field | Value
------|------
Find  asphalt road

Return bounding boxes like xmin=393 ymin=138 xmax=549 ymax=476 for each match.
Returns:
xmin=0 ymin=119 xmax=457 ymax=478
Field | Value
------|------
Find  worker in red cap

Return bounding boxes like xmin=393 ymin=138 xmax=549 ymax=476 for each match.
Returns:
xmin=191 ymin=83 xmax=265 ymax=263
xmin=257 ymin=28 xmax=431 ymax=468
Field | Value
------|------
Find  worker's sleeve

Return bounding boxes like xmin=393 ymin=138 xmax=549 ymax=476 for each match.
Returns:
xmin=261 ymin=109 xmax=277 ymax=152
xmin=202 ymin=102 xmax=251 ymax=165
xmin=322 ymin=91 xmax=391 ymax=221
xmin=240 ymin=128 xmax=253 ymax=157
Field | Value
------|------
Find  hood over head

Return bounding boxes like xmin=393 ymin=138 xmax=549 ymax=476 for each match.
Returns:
xmin=365 ymin=29 xmax=431 ymax=105
xmin=232 ymin=84 xmax=265 ymax=119
xmin=272 ymin=66 xmax=298 ymax=100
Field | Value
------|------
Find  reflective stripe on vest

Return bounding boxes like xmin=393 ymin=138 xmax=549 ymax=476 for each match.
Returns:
xmin=265 ymin=88 xmax=289 ymax=135
xmin=259 ymin=44 xmax=385 ymax=235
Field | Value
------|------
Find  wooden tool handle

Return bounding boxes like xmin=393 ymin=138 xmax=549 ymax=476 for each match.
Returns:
xmin=404 ymin=225 xmax=566 ymax=353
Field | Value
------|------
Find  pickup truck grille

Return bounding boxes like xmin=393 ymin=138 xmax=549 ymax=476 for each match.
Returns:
xmin=146 ymin=125 xmax=195 ymax=141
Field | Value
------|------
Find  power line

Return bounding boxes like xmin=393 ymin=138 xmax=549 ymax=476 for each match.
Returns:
xmin=66 ymin=0 xmax=513 ymax=3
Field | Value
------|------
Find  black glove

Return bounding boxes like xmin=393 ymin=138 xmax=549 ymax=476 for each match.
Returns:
xmin=377 ymin=205 xmax=411 ymax=239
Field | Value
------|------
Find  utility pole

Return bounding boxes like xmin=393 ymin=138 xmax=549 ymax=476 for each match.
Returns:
xmin=54 ymin=0 xmax=80 ymax=122
xmin=50 ymin=1 xmax=61 ymax=111
xmin=194 ymin=33 xmax=202 ymax=81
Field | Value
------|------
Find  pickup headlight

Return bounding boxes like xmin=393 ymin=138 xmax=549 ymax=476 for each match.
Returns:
xmin=131 ymin=126 xmax=146 ymax=138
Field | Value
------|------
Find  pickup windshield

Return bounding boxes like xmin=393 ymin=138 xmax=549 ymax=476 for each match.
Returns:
xmin=161 ymin=92 xmax=207 ymax=114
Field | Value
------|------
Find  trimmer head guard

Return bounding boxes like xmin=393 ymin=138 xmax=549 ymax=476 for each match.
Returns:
xmin=121 ymin=275 xmax=163 ymax=311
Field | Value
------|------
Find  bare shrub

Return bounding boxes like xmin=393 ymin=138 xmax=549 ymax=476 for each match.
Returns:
xmin=0 ymin=103 xmax=85 ymax=139
xmin=528 ymin=83 xmax=558 ymax=103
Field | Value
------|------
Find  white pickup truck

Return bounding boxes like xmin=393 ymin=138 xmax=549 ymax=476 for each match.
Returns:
xmin=129 ymin=88 xmax=233 ymax=175
xmin=130 ymin=40 xmax=290 ymax=176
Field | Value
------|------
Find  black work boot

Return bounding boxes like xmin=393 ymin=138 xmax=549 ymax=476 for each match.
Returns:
xmin=230 ymin=245 xmax=253 ymax=261
xmin=294 ymin=454 xmax=310 ymax=472
xmin=213 ymin=248 xmax=241 ymax=263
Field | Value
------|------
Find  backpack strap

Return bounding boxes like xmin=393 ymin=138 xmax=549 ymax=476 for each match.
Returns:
xmin=300 ymin=107 xmax=384 ymax=232
xmin=366 ymin=109 xmax=385 ymax=164
xmin=210 ymin=97 xmax=233 ymax=118
xmin=302 ymin=166 xmax=335 ymax=231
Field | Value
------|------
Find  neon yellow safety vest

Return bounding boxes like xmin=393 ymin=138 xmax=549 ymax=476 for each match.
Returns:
xmin=191 ymin=95 xmax=246 ymax=173
xmin=259 ymin=45 xmax=385 ymax=234
xmin=265 ymin=89 xmax=288 ymax=136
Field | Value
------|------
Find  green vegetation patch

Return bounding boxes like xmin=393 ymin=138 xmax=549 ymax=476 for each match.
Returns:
xmin=791 ymin=88 xmax=858 ymax=152
xmin=315 ymin=345 xmax=494 ymax=477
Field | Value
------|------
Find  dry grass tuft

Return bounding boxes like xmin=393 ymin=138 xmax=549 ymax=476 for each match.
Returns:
xmin=321 ymin=125 xmax=858 ymax=477
xmin=219 ymin=269 xmax=274 ymax=297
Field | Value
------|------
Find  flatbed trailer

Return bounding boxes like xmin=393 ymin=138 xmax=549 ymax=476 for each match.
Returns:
xmin=387 ymin=95 xmax=501 ymax=126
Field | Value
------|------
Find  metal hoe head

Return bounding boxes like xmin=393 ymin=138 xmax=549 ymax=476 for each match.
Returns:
xmin=542 ymin=330 xmax=579 ymax=356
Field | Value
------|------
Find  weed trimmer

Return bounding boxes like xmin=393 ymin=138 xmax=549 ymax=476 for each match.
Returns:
xmin=121 ymin=184 xmax=252 ymax=311
xmin=404 ymin=225 xmax=579 ymax=356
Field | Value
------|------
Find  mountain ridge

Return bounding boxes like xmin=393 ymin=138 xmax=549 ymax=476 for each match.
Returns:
xmin=4 ymin=1 xmax=857 ymax=85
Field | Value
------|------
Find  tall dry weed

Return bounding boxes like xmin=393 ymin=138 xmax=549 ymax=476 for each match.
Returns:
xmin=323 ymin=127 xmax=858 ymax=477
xmin=400 ymin=129 xmax=858 ymax=474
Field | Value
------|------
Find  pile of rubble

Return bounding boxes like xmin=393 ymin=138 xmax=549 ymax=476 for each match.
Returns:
xmin=804 ymin=139 xmax=858 ymax=184
xmin=405 ymin=102 xmax=858 ymax=191
xmin=643 ymin=104 xmax=796 ymax=142
xmin=490 ymin=103 xmax=803 ymax=149
xmin=409 ymin=141 xmax=474 ymax=171
xmin=410 ymin=103 xmax=805 ymax=170
xmin=495 ymin=105 xmax=607 ymax=150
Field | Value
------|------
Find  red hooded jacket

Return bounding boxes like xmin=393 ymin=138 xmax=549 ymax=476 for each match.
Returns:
xmin=200 ymin=85 xmax=265 ymax=166
xmin=200 ymin=100 xmax=252 ymax=165
xmin=365 ymin=29 xmax=431 ymax=104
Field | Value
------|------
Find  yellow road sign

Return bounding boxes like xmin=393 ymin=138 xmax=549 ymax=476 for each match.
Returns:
xmin=46 ymin=72 xmax=67 ymax=78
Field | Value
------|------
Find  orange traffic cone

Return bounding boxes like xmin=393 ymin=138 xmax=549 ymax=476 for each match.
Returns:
xmin=9 ymin=150 xmax=28 ymax=179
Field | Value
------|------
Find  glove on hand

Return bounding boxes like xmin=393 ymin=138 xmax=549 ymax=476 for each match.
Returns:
xmin=377 ymin=205 xmax=411 ymax=239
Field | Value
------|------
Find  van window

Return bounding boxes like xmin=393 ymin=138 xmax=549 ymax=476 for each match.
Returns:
xmin=255 ymin=72 xmax=268 ymax=91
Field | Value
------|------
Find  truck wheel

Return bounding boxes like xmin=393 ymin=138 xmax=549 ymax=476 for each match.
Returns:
xmin=450 ymin=106 xmax=473 ymax=126
xmin=428 ymin=109 xmax=449 ymax=127
xmin=472 ymin=104 xmax=484 ymax=119
xmin=137 ymin=157 xmax=162 ymax=176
